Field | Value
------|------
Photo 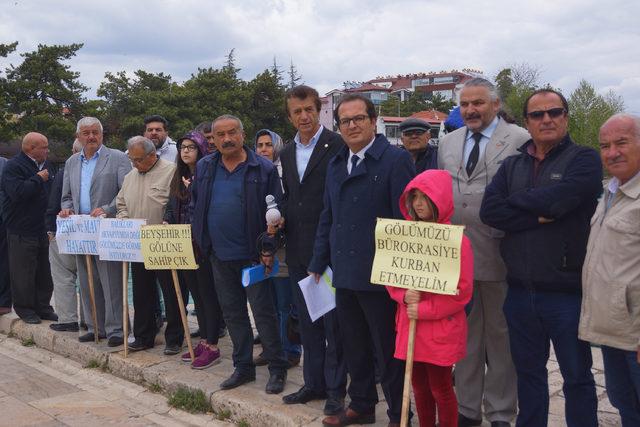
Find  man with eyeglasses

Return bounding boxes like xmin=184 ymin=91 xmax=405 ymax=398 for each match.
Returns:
xmin=308 ymin=93 xmax=414 ymax=426
xmin=480 ymin=89 xmax=601 ymax=426
xmin=59 ymin=118 xmax=131 ymax=345
xmin=399 ymin=117 xmax=437 ymax=172
xmin=116 ymin=136 xmax=183 ymax=355
xmin=438 ymin=78 xmax=529 ymax=427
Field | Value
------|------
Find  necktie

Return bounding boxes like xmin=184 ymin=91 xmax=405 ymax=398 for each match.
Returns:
xmin=350 ymin=154 xmax=359 ymax=175
xmin=466 ymin=132 xmax=483 ymax=176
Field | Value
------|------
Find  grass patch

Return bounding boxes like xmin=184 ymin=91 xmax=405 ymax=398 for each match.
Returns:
xmin=21 ymin=336 xmax=35 ymax=347
xmin=167 ymin=387 xmax=211 ymax=414
xmin=237 ymin=419 xmax=250 ymax=427
xmin=7 ymin=331 xmax=16 ymax=338
xmin=216 ymin=408 xmax=231 ymax=420
xmin=84 ymin=359 xmax=100 ymax=369
xmin=148 ymin=382 xmax=163 ymax=394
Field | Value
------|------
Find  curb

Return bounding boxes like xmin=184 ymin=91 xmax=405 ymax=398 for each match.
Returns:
xmin=0 ymin=313 xmax=323 ymax=426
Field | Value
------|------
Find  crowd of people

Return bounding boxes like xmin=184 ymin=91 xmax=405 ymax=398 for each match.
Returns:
xmin=0 ymin=79 xmax=639 ymax=427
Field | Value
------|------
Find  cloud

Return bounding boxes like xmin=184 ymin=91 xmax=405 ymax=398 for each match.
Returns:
xmin=1 ymin=0 xmax=638 ymax=113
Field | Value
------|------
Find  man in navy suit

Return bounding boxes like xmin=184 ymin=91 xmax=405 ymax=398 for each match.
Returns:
xmin=1 ymin=132 xmax=57 ymax=324
xmin=279 ymin=85 xmax=347 ymax=415
xmin=309 ymin=94 xmax=415 ymax=426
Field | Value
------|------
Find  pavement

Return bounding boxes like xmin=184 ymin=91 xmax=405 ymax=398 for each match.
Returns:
xmin=0 ymin=310 xmax=624 ymax=426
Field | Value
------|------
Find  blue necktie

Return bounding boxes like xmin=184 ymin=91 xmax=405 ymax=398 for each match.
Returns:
xmin=350 ymin=154 xmax=359 ymax=175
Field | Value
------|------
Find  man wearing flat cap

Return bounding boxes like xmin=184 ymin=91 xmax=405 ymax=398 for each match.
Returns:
xmin=399 ymin=117 xmax=437 ymax=173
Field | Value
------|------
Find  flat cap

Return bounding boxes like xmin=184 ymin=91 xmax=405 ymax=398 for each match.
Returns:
xmin=399 ymin=117 xmax=431 ymax=133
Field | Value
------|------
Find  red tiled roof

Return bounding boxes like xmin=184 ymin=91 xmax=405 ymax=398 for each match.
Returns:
xmin=345 ymin=83 xmax=392 ymax=93
xmin=411 ymin=110 xmax=449 ymax=123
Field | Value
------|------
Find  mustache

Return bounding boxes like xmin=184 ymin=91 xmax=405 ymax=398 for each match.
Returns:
xmin=221 ymin=141 xmax=236 ymax=148
xmin=465 ymin=113 xmax=481 ymax=120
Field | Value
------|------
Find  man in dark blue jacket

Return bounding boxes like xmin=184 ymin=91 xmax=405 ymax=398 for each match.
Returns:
xmin=1 ymin=132 xmax=57 ymax=324
xmin=309 ymin=94 xmax=415 ymax=426
xmin=0 ymin=156 xmax=10 ymax=315
xmin=191 ymin=115 xmax=289 ymax=394
xmin=480 ymin=89 xmax=601 ymax=427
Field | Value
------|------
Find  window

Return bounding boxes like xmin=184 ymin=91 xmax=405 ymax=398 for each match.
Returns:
xmin=386 ymin=125 xmax=400 ymax=139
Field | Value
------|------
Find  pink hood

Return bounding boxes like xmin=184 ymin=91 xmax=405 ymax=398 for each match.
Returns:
xmin=399 ymin=169 xmax=454 ymax=224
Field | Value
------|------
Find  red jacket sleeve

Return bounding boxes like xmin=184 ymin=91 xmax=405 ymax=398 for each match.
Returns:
xmin=417 ymin=236 xmax=474 ymax=320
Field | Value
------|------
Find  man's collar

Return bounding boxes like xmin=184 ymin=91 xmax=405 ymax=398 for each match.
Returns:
xmin=81 ymin=144 xmax=103 ymax=160
xmin=294 ymin=125 xmax=323 ymax=147
xmin=349 ymin=136 xmax=376 ymax=159
xmin=466 ymin=116 xmax=499 ymax=140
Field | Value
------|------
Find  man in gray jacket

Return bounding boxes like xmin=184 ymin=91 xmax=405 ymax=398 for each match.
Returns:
xmin=438 ymin=78 xmax=529 ymax=427
xmin=60 ymin=117 xmax=131 ymax=346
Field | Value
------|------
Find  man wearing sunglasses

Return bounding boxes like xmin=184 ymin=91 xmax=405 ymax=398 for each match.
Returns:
xmin=438 ymin=78 xmax=529 ymax=427
xmin=399 ymin=118 xmax=437 ymax=173
xmin=480 ymin=89 xmax=602 ymax=426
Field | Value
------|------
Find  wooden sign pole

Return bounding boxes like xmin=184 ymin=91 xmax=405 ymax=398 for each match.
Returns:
xmin=171 ymin=269 xmax=194 ymax=361
xmin=400 ymin=318 xmax=417 ymax=426
xmin=84 ymin=255 xmax=100 ymax=344
xmin=122 ymin=262 xmax=129 ymax=357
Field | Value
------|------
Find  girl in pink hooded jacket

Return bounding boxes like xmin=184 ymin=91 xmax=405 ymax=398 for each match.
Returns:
xmin=387 ymin=169 xmax=474 ymax=427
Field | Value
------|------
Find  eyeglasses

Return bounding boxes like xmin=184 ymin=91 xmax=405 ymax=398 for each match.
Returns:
xmin=526 ymin=108 xmax=566 ymax=121
xmin=180 ymin=145 xmax=198 ymax=152
xmin=402 ymin=130 xmax=427 ymax=137
xmin=338 ymin=115 xmax=368 ymax=127
xmin=128 ymin=153 xmax=150 ymax=164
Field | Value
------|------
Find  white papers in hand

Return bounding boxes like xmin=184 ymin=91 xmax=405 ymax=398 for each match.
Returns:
xmin=298 ymin=267 xmax=335 ymax=322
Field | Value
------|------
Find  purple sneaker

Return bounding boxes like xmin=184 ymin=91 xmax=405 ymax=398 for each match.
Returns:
xmin=191 ymin=347 xmax=221 ymax=370
xmin=181 ymin=341 xmax=205 ymax=362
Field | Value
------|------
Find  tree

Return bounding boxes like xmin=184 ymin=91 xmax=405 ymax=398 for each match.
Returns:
xmin=427 ymin=92 xmax=455 ymax=113
xmin=0 ymin=42 xmax=18 ymax=141
xmin=4 ymin=43 xmax=88 ymax=142
xmin=287 ymin=60 xmax=302 ymax=89
xmin=245 ymin=68 xmax=288 ymax=141
xmin=494 ymin=63 xmax=542 ymax=126
xmin=568 ymin=79 xmax=625 ymax=149
xmin=379 ymin=91 xmax=430 ymax=117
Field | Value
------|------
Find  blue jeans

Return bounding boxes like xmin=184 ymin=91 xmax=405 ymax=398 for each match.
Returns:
xmin=503 ymin=286 xmax=597 ymax=427
xmin=270 ymin=276 xmax=302 ymax=358
xmin=601 ymin=345 xmax=640 ymax=426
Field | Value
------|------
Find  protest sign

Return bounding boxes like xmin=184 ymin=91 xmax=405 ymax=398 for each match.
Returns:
xmin=55 ymin=215 xmax=100 ymax=255
xmin=140 ymin=224 xmax=197 ymax=270
xmin=370 ymin=218 xmax=464 ymax=295
xmin=98 ymin=218 xmax=146 ymax=262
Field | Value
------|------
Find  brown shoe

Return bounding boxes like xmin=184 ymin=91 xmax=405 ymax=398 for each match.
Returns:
xmin=322 ymin=408 xmax=375 ymax=426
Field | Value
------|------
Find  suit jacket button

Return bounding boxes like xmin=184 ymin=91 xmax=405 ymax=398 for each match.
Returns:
xmin=337 ymin=223 xmax=342 ymax=229
xmin=462 ymin=202 xmax=468 ymax=208
xmin=353 ymin=196 xmax=358 ymax=202
xmin=298 ymin=202 xmax=302 ymax=206
xmin=350 ymin=225 xmax=356 ymax=230
xmin=349 ymin=250 xmax=355 ymax=256
xmin=337 ymin=250 xmax=342 ymax=255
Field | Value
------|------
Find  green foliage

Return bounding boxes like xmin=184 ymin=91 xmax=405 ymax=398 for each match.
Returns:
xmin=3 ymin=43 xmax=87 ymax=142
xmin=21 ymin=336 xmax=35 ymax=347
xmin=84 ymin=359 xmax=100 ymax=368
xmin=380 ymin=92 xmax=428 ymax=117
xmin=216 ymin=408 xmax=232 ymax=420
xmin=236 ymin=419 xmax=250 ymax=427
xmin=428 ymin=92 xmax=455 ymax=114
xmin=167 ymin=387 xmax=211 ymax=413
xmin=568 ymin=79 xmax=625 ymax=150
xmin=148 ymin=382 xmax=163 ymax=393
xmin=494 ymin=64 xmax=540 ymax=126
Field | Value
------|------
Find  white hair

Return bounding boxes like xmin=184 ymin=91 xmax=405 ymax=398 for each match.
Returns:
xmin=127 ymin=136 xmax=156 ymax=154
xmin=76 ymin=117 xmax=103 ymax=134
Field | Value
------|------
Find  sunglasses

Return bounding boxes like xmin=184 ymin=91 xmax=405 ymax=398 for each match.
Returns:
xmin=526 ymin=107 xmax=566 ymax=120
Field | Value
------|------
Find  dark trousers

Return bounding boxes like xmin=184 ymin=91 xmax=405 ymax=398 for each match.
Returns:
xmin=7 ymin=232 xmax=53 ymax=318
xmin=0 ymin=223 xmax=11 ymax=308
xmin=601 ymin=345 xmax=640 ymax=426
xmin=336 ymin=288 xmax=405 ymax=422
xmin=503 ymin=286 xmax=597 ymax=427
xmin=289 ymin=264 xmax=346 ymax=397
xmin=210 ymin=254 xmax=288 ymax=375
xmin=270 ymin=276 xmax=302 ymax=357
xmin=179 ymin=254 xmax=223 ymax=345
xmin=412 ymin=363 xmax=457 ymax=427
xmin=131 ymin=263 xmax=183 ymax=347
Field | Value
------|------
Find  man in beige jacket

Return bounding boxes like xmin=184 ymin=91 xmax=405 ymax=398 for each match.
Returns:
xmin=580 ymin=113 xmax=640 ymax=425
xmin=116 ymin=136 xmax=180 ymax=355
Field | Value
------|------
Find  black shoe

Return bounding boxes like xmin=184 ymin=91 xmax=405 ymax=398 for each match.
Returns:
xmin=253 ymin=351 xmax=268 ymax=366
xmin=218 ymin=327 xmax=227 ymax=338
xmin=80 ymin=321 xmax=88 ymax=330
xmin=79 ymin=332 xmax=106 ymax=342
xmin=491 ymin=422 xmax=510 ymax=427
xmin=49 ymin=322 xmax=79 ymax=332
xmin=190 ymin=329 xmax=200 ymax=338
xmin=21 ymin=315 xmax=41 ymax=324
xmin=283 ymin=386 xmax=327 ymax=404
xmin=107 ymin=336 xmax=124 ymax=347
xmin=220 ymin=369 xmax=255 ymax=390
xmin=163 ymin=344 xmax=181 ymax=355
xmin=38 ymin=311 xmax=58 ymax=321
xmin=459 ymin=413 xmax=482 ymax=427
xmin=324 ymin=396 xmax=345 ymax=416
xmin=128 ymin=339 xmax=153 ymax=352
xmin=265 ymin=371 xmax=287 ymax=394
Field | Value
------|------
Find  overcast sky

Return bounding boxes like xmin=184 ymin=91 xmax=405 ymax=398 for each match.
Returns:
xmin=1 ymin=0 xmax=638 ymax=114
